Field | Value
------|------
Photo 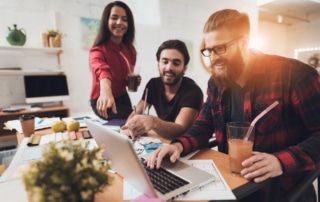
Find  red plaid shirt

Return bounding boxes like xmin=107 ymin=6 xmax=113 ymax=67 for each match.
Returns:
xmin=173 ymin=51 xmax=320 ymax=200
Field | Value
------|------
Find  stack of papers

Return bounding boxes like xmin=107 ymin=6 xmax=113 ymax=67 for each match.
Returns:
xmin=5 ymin=117 xmax=61 ymax=133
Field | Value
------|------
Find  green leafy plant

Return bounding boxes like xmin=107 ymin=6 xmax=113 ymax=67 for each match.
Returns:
xmin=46 ymin=29 xmax=64 ymax=38
xmin=22 ymin=140 xmax=112 ymax=202
xmin=45 ymin=29 xmax=66 ymax=47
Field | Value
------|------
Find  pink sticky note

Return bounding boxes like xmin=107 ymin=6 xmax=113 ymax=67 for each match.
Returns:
xmin=131 ymin=194 xmax=164 ymax=202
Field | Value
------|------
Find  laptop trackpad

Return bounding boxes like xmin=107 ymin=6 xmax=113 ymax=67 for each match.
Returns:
xmin=161 ymin=158 xmax=192 ymax=174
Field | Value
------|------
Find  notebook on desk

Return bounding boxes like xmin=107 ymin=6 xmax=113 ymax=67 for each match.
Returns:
xmin=84 ymin=119 xmax=215 ymax=201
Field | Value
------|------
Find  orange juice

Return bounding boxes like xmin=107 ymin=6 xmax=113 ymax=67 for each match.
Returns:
xmin=228 ymin=139 xmax=253 ymax=173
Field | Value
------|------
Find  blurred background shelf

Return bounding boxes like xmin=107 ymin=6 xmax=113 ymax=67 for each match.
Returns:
xmin=0 ymin=46 xmax=62 ymax=54
xmin=0 ymin=69 xmax=65 ymax=75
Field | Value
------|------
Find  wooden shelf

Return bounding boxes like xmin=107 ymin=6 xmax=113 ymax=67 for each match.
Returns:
xmin=0 ymin=45 xmax=63 ymax=75
xmin=0 ymin=69 xmax=65 ymax=75
xmin=0 ymin=46 xmax=62 ymax=54
xmin=0 ymin=106 xmax=70 ymax=147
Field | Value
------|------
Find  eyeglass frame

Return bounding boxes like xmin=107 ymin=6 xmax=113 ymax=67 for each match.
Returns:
xmin=200 ymin=36 xmax=243 ymax=57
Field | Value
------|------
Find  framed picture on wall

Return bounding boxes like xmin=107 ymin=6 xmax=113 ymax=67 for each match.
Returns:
xmin=80 ymin=17 xmax=100 ymax=51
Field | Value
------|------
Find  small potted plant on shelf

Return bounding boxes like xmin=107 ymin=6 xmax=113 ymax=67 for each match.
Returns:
xmin=43 ymin=29 xmax=65 ymax=48
xmin=22 ymin=140 xmax=112 ymax=202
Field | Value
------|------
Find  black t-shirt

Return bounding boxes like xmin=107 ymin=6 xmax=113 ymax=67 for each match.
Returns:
xmin=142 ymin=77 xmax=203 ymax=122
xmin=230 ymin=82 xmax=245 ymax=122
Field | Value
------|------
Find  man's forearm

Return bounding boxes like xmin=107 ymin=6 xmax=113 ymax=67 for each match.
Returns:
xmin=152 ymin=117 xmax=186 ymax=140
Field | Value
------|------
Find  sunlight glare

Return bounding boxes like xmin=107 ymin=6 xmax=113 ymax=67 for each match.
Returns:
xmin=249 ymin=36 xmax=265 ymax=50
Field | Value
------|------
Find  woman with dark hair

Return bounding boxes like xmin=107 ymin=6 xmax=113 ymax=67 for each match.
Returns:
xmin=89 ymin=1 xmax=140 ymax=120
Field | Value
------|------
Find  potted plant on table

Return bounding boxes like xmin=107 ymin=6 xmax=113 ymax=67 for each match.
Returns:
xmin=22 ymin=140 xmax=112 ymax=202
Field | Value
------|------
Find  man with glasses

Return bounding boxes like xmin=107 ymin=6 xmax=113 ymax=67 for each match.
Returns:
xmin=146 ymin=9 xmax=320 ymax=201
xmin=121 ymin=39 xmax=203 ymax=140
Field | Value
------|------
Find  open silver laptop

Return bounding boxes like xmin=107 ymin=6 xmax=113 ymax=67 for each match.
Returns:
xmin=85 ymin=119 xmax=215 ymax=201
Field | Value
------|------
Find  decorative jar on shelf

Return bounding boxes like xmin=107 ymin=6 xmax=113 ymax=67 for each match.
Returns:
xmin=6 ymin=24 xmax=26 ymax=46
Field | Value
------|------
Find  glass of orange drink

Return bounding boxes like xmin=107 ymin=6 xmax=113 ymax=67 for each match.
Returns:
xmin=227 ymin=122 xmax=254 ymax=174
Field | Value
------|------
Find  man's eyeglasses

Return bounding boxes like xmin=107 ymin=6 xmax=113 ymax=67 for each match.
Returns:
xmin=201 ymin=37 xmax=242 ymax=57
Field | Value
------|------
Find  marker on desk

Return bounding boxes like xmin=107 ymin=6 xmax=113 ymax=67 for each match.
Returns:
xmin=37 ymin=118 xmax=44 ymax=124
xmin=143 ymin=88 xmax=148 ymax=115
xmin=133 ymin=105 xmax=136 ymax=114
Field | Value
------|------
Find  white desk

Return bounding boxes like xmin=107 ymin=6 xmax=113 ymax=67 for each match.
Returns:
xmin=0 ymin=137 xmax=96 ymax=202
xmin=0 ymin=129 xmax=266 ymax=202
xmin=0 ymin=138 xmax=39 ymax=202
xmin=0 ymin=178 xmax=27 ymax=202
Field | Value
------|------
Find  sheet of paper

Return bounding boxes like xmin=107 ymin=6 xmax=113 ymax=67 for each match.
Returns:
xmin=5 ymin=117 xmax=61 ymax=133
xmin=123 ymin=180 xmax=142 ymax=200
xmin=123 ymin=160 xmax=236 ymax=201
xmin=62 ymin=117 xmax=88 ymax=128
xmin=131 ymin=136 xmax=163 ymax=156
xmin=0 ymin=138 xmax=39 ymax=182
xmin=179 ymin=150 xmax=199 ymax=162
xmin=39 ymin=133 xmax=56 ymax=145
xmin=35 ymin=117 xmax=61 ymax=130
xmin=0 ymin=179 xmax=28 ymax=202
xmin=176 ymin=160 xmax=236 ymax=200
xmin=55 ymin=132 xmax=63 ymax=142
xmin=5 ymin=119 xmax=24 ymax=133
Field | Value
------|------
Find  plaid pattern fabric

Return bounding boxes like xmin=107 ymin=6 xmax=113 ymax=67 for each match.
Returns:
xmin=173 ymin=51 xmax=320 ymax=201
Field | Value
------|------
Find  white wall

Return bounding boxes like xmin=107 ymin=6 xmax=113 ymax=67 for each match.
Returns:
xmin=258 ymin=17 xmax=320 ymax=63
xmin=257 ymin=20 xmax=288 ymax=57
xmin=0 ymin=0 xmax=259 ymax=116
xmin=287 ymin=18 xmax=320 ymax=63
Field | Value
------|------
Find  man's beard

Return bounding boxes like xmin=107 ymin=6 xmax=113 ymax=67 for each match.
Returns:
xmin=211 ymin=49 xmax=244 ymax=88
xmin=160 ymin=70 xmax=184 ymax=86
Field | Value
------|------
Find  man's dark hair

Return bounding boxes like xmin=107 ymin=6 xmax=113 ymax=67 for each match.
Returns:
xmin=156 ymin=39 xmax=190 ymax=65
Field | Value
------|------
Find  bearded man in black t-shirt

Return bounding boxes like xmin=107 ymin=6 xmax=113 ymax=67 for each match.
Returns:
xmin=121 ymin=39 xmax=203 ymax=140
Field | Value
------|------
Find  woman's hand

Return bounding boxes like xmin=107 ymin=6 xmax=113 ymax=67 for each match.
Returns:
xmin=97 ymin=78 xmax=117 ymax=119
xmin=97 ymin=94 xmax=117 ymax=119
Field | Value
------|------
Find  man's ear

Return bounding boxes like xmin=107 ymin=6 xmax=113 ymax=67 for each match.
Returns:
xmin=183 ymin=65 xmax=187 ymax=75
xmin=240 ymin=35 xmax=249 ymax=50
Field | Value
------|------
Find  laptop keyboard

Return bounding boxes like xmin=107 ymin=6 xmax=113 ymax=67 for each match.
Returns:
xmin=140 ymin=158 xmax=189 ymax=194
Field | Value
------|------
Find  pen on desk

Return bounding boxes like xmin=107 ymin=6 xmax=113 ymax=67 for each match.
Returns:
xmin=37 ymin=118 xmax=44 ymax=124
xmin=146 ymin=147 xmax=158 ymax=150
xmin=143 ymin=88 xmax=148 ymax=115
xmin=133 ymin=105 xmax=136 ymax=115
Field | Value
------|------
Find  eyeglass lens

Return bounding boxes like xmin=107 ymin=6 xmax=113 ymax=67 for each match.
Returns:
xmin=201 ymin=37 xmax=242 ymax=57
xmin=202 ymin=45 xmax=226 ymax=57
